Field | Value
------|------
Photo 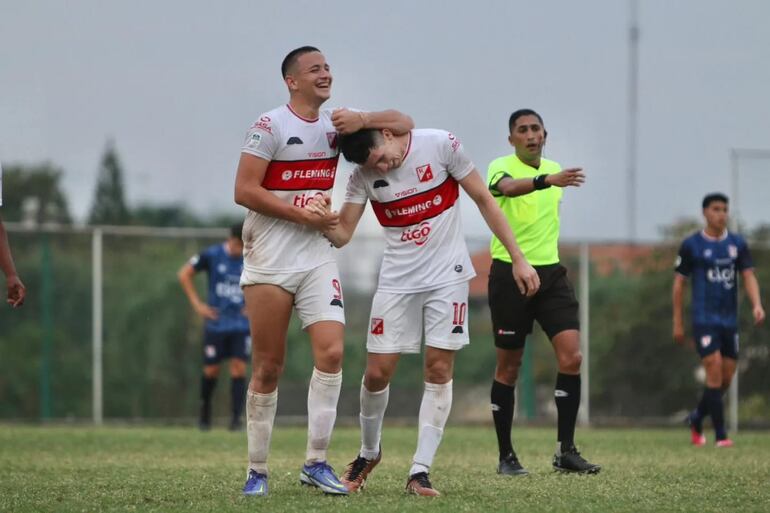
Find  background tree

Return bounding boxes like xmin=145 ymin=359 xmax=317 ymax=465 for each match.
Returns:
xmin=88 ymin=141 xmax=131 ymax=225
xmin=0 ymin=163 xmax=72 ymax=224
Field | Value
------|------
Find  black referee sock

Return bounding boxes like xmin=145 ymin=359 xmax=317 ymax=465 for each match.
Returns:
xmin=201 ymin=376 xmax=217 ymax=424
xmin=555 ymin=373 xmax=581 ymax=451
xmin=231 ymin=377 xmax=246 ymax=422
xmin=491 ymin=380 xmax=516 ymax=459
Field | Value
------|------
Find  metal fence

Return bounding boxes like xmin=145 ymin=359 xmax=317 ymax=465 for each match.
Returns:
xmin=1 ymin=224 xmax=768 ymax=429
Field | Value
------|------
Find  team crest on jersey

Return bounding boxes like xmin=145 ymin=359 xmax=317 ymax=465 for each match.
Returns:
xmin=217 ymin=263 xmax=227 ymax=274
xmin=371 ymin=318 xmax=384 ymax=335
xmin=728 ymin=245 xmax=738 ymax=258
xmin=326 ymin=132 xmax=338 ymax=149
xmin=700 ymin=335 xmax=712 ymax=348
xmin=416 ymin=164 xmax=434 ymax=182
xmin=704 ymin=249 xmax=712 ymax=258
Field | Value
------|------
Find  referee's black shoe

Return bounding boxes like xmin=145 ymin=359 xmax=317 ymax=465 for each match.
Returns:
xmin=497 ymin=451 xmax=529 ymax=476
xmin=553 ymin=444 xmax=601 ymax=474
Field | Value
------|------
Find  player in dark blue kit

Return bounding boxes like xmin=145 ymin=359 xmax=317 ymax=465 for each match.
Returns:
xmin=673 ymin=193 xmax=765 ymax=447
xmin=178 ymin=223 xmax=250 ymax=431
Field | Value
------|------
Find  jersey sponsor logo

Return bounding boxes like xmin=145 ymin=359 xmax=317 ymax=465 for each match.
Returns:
xmin=706 ymin=266 xmax=735 ymax=289
xmin=326 ymin=132 xmax=338 ymax=149
xmin=371 ymin=177 xmax=459 ymax=227
xmin=374 ymin=179 xmax=389 ymax=189
xmin=287 ymin=136 xmax=304 ymax=145
xmin=497 ymin=329 xmax=516 ymax=335
xmin=308 ymin=151 xmax=327 ymax=158
xmin=371 ymin=317 xmax=384 ymax=335
xmin=215 ymin=282 xmax=244 ymax=302
xmin=262 ymin=157 xmax=339 ymax=191
xmin=448 ymin=132 xmax=461 ymax=152
xmin=401 ymin=221 xmax=431 ymax=246
xmin=251 ymin=116 xmax=272 ymax=134
xmin=395 ymin=187 xmax=417 ymax=198
xmin=700 ymin=335 xmax=712 ymax=348
xmin=728 ymin=244 xmax=738 ymax=258
xmin=416 ymin=164 xmax=434 ymax=182
xmin=245 ymin=132 xmax=262 ymax=151
xmin=293 ymin=191 xmax=325 ymax=208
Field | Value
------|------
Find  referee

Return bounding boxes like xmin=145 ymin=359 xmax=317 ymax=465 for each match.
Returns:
xmin=487 ymin=109 xmax=599 ymax=474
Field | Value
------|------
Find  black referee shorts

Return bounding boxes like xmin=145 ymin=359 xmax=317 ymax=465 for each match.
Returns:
xmin=488 ymin=260 xmax=580 ymax=350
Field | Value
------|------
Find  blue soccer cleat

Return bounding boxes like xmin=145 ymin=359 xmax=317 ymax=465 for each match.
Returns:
xmin=243 ymin=469 xmax=268 ymax=497
xmin=300 ymin=461 xmax=349 ymax=495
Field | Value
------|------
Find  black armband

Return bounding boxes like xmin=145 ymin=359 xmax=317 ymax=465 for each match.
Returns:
xmin=533 ymin=174 xmax=551 ymax=190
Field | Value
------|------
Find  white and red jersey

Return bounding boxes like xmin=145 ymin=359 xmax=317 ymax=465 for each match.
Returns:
xmin=240 ymin=104 xmax=340 ymax=273
xmin=345 ymin=129 xmax=476 ymax=293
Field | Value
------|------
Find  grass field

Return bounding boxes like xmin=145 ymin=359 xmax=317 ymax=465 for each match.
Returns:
xmin=1 ymin=424 xmax=769 ymax=512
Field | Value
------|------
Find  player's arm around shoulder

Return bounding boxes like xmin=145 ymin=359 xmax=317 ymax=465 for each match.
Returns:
xmin=459 ymin=170 xmax=540 ymax=296
xmin=332 ymin=108 xmax=414 ymax=135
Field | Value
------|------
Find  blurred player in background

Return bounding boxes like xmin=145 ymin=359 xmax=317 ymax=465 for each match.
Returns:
xmin=234 ymin=45 xmax=413 ymax=497
xmin=673 ymin=193 xmax=765 ymax=447
xmin=178 ymin=223 xmax=249 ymax=431
xmin=487 ymin=109 xmax=600 ymax=475
xmin=0 ymin=163 xmax=26 ymax=308
xmin=306 ymin=126 xmax=538 ymax=496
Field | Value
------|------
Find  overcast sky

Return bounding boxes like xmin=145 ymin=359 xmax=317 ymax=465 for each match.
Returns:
xmin=2 ymin=0 xmax=769 ymax=241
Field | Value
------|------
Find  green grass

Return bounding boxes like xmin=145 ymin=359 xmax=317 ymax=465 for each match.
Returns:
xmin=1 ymin=424 xmax=769 ymax=512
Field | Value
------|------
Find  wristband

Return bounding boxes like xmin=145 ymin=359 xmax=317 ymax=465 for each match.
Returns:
xmin=533 ymin=174 xmax=551 ymax=190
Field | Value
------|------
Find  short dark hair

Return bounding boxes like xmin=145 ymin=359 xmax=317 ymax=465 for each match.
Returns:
xmin=702 ymin=193 xmax=729 ymax=209
xmin=339 ymin=130 xmax=383 ymax=164
xmin=230 ymin=222 xmax=243 ymax=240
xmin=508 ymin=109 xmax=545 ymax=133
xmin=281 ymin=46 xmax=321 ymax=78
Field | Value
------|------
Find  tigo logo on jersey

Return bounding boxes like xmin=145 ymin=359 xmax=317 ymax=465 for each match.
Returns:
xmin=706 ymin=266 xmax=735 ymax=289
xmin=326 ymin=132 xmax=338 ymax=149
xmin=416 ymin=164 xmax=433 ymax=182
xmin=401 ymin=221 xmax=431 ymax=246
xmin=371 ymin=318 xmax=384 ymax=335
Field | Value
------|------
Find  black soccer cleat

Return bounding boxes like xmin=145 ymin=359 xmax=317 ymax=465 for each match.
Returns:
xmin=553 ymin=445 xmax=601 ymax=474
xmin=497 ymin=451 xmax=529 ymax=476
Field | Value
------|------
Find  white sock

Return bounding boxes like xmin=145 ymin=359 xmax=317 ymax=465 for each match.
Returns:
xmin=359 ymin=381 xmax=389 ymax=460
xmin=306 ymin=367 xmax=342 ymax=463
xmin=246 ymin=389 xmax=278 ymax=475
xmin=410 ymin=380 xmax=453 ymax=476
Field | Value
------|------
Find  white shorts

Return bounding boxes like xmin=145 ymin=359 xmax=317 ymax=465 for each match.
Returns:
xmin=367 ymin=281 xmax=470 ymax=354
xmin=240 ymin=261 xmax=345 ymax=329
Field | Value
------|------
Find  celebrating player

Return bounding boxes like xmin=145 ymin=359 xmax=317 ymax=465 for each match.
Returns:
xmin=178 ymin=223 xmax=249 ymax=432
xmin=234 ymin=46 xmax=413 ymax=497
xmin=673 ymin=193 xmax=765 ymax=447
xmin=487 ymin=109 xmax=599 ymax=475
xmin=306 ymin=126 xmax=539 ymax=496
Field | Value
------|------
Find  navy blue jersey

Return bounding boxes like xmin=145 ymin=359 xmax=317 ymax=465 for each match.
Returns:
xmin=190 ymin=243 xmax=249 ymax=333
xmin=675 ymin=231 xmax=753 ymax=327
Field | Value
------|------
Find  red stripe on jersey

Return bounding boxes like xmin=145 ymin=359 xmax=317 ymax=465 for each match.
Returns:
xmin=371 ymin=177 xmax=459 ymax=227
xmin=262 ymin=157 xmax=339 ymax=191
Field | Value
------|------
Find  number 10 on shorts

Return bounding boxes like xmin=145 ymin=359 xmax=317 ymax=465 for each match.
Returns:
xmin=452 ymin=302 xmax=467 ymax=326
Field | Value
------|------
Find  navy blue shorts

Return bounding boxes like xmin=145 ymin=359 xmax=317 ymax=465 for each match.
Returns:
xmin=203 ymin=330 xmax=251 ymax=365
xmin=693 ymin=325 xmax=739 ymax=359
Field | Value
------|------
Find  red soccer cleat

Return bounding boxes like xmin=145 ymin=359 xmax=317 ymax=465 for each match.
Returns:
xmin=690 ymin=427 xmax=706 ymax=447
xmin=715 ymin=439 xmax=734 ymax=448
